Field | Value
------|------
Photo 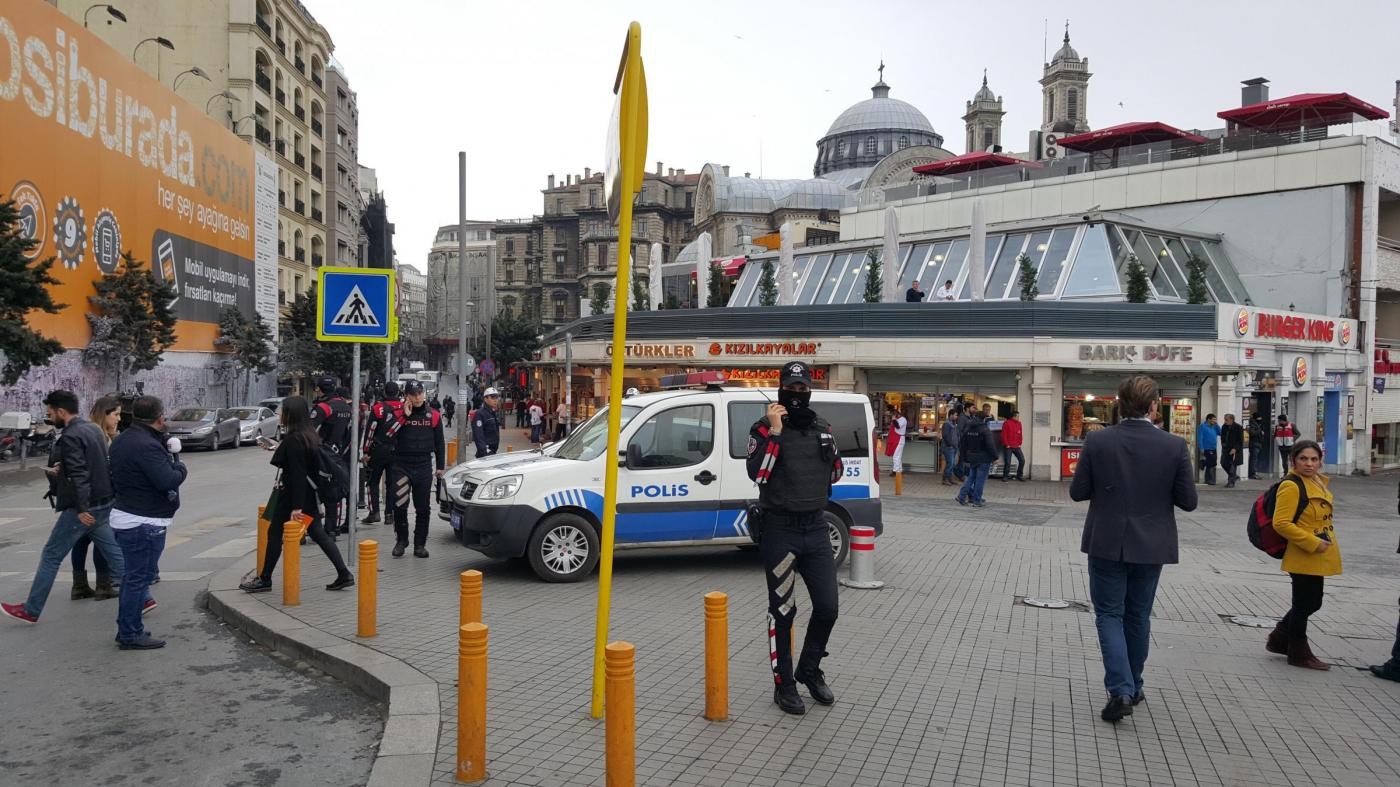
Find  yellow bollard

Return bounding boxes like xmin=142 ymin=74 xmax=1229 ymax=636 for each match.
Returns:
xmin=704 ymin=592 xmax=728 ymax=721
xmin=605 ymin=641 xmax=636 ymax=787
xmin=282 ymin=520 xmax=301 ymax=606
xmin=894 ymin=472 xmax=903 ymax=496
xmin=447 ymin=440 xmax=459 ymax=466
xmin=358 ymin=540 xmax=377 ymax=638
xmin=460 ymin=569 xmax=482 ymax=627
xmin=506 ymin=445 xmax=513 ymax=453
xmin=456 ymin=623 xmax=488 ymax=783
xmin=256 ymin=505 xmax=269 ymax=576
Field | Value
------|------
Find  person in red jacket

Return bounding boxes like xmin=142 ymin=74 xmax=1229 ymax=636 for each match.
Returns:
xmin=1000 ymin=409 xmax=1025 ymax=481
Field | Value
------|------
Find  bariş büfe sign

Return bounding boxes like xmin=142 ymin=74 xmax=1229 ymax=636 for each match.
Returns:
xmin=1256 ymin=313 xmax=1334 ymax=343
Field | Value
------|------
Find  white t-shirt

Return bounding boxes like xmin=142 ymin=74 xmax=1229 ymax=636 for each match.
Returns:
xmin=556 ymin=404 xmax=568 ymax=421
xmin=529 ymin=405 xmax=543 ymax=426
xmin=935 ymin=284 xmax=956 ymax=301
xmin=110 ymin=508 xmax=173 ymax=530
xmin=893 ymin=415 xmax=907 ymax=436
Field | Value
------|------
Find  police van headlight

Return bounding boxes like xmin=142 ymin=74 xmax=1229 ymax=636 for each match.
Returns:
xmin=443 ymin=469 xmax=469 ymax=491
xmin=478 ymin=475 xmax=522 ymax=500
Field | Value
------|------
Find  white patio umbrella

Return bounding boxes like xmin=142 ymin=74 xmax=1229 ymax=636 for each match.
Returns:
xmin=777 ymin=222 xmax=794 ymax=305
xmin=648 ymin=241 xmax=663 ymax=310
xmin=882 ymin=206 xmax=900 ymax=304
xmin=694 ymin=231 xmax=712 ymax=308
xmin=968 ymin=198 xmax=987 ymax=301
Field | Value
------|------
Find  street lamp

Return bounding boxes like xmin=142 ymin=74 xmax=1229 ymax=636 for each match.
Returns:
xmin=84 ymin=4 xmax=126 ymax=28
xmin=206 ymin=90 xmax=237 ymax=115
xmin=132 ymin=36 xmax=174 ymax=59
xmin=173 ymin=66 xmax=211 ymax=90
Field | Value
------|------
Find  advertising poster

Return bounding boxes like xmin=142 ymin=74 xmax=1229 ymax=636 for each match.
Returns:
xmin=0 ymin=1 xmax=273 ymax=351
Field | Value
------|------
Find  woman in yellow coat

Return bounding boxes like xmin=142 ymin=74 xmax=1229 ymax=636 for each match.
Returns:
xmin=1267 ymin=440 xmax=1339 ymax=670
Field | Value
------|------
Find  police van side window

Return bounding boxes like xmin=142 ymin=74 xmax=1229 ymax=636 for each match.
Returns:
xmin=627 ymin=405 xmax=715 ymax=469
xmin=727 ymin=401 xmax=868 ymax=458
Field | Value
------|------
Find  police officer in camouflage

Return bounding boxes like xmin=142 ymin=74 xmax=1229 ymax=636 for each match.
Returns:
xmin=746 ymin=360 xmax=844 ymax=715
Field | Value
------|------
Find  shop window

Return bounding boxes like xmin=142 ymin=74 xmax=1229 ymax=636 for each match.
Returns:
xmin=626 ymin=405 xmax=715 ymax=468
xmin=1063 ymin=226 xmax=1121 ymax=297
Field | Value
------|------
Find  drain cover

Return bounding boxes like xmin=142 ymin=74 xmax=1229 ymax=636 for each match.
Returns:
xmin=1229 ymin=615 xmax=1277 ymax=628
xmin=1023 ymin=597 xmax=1070 ymax=609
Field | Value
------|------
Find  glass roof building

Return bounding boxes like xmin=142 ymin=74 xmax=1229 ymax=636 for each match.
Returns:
xmin=726 ymin=219 xmax=1250 ymax=307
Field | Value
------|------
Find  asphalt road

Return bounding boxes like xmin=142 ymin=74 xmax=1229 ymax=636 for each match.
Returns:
xmin=0 ymin=442 xmax=382 ymax=786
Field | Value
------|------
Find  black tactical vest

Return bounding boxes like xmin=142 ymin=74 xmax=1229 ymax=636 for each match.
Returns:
xmin=395 ymin=405 xmax=439 ymax=457
xmin=762 ymin=418 xmax=833 ymax=513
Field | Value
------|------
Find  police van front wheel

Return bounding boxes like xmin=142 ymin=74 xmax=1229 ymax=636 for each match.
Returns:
xmin=826 ymin=512 xmax=850 ymax=566
xmin=527 ymin=513 xmax=600 ymax=583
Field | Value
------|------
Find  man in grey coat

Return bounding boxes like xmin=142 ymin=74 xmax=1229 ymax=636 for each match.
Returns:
xmin=1070 ymin=375 xmax=1197 ymax=723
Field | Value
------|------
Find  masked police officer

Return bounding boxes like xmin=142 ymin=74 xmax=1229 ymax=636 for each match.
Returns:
xmin=746 ymin=360 xmax=844 ymax=715
xmin=310 ymin=378 xmax=352 ymax=534
xmin=385 ymin=381 xmax=445 ymax=558
xmin=360 ymin=381 xmax=404 ymax=524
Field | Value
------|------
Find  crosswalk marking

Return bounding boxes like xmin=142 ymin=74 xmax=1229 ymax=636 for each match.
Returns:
xmin=192 ymin=536 xmax=257 ymax=559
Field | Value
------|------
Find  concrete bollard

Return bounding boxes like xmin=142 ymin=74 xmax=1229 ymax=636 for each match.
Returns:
xmin=447 ymin=440 xmax=459 ymax=466
xmin=456 ymin=623 xmax=488 ymax=783
xmin=839 ymin=525 xmax=884 ymax=589
xmin=256 ymin=505 xmax=269 ymax=576
xmin=358 ymin=540 xmax=377 ymax=638
xmin=703 ymin=592 xmax=728 ymax=721
xmin=605 ymin=642 xmax=636 ymax=787
xmin=460 ymin=569 xmax=482 ymax=627
xmin=282 ymin=520 xmax=302 ymax=606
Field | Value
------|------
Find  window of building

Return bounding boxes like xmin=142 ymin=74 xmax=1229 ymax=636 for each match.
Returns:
xmin=983 ymin=128 xmax=994 ymax=150
xmin=501 ymin=296 xmax=516 ymax=317
xmin=837 ymin=140 xmax=847 ymax=157
xmin=556 ymin=198 xmax=564 ymax=214
xmin=864 ymin=137 xmax=876 ymax=155
xmin=1045 ymin=91 xmax=1054 ymax=124
xmin=555 ymin=252 xmax=566 ymax=277
xmin=504 ymin=266 xmax=514 ymax=284
xmin=898 ymin=135 xmax=909 ymax=149
xmin=552 ymin=291 xmax=568 ymax=322
xmin=1067 ymin=89 xmax=1079 ymax=122
xmin=685 ymin=192 xmax=693 ymax=210
xmin=589 ymin=190 xmax=598 ymax=208
xmin=596 ymin=245 xmax=607 ymax=270
xmin=505 ymin=239 xmax=515 ymax=254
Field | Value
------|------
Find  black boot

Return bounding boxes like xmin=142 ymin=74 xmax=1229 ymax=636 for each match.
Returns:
xmin=795 ymin=651 xmax=835 ymax=705
xmin=362 ymin=510 xmax=381 ymax=524
xmin=392 ymin=541 xmax=407 ymax=558
xmin=773 ymin=681 xmax=806 ymax=715
xmin=93 ymin=573 xmax=118 ymax=600
xmin=71 ymin=570 xmax=95 ymax=600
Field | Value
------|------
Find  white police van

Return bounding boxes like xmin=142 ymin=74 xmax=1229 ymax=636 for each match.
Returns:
xmin=440 ymin=373 xmax=881 ymax=582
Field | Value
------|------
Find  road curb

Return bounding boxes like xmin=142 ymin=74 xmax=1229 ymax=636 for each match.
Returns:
xmin=204 ymin=558 xmax=439 ymax=787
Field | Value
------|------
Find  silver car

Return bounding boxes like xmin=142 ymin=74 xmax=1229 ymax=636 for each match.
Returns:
xmin=166 ymin=407 xmax=240 ymax=451
xmin=225 ymin=406 xmax=279 ymax=445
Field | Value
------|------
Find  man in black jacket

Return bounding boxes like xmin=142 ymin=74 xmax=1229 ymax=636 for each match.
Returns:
xmin=2 ymin=391 xmax=126 ymax=625
xmin=1070 ymin=376 xmax=1196 ymax=722
xmin=955 ymin=413 xmax=996 ymax=507
xmin=310 ymin=378 xmax=352 ymax=534
xmin=388 ymin=382 xmax=445 ymax=558
xmin=1219 ymin=413 xmax=1245 ymax=488
xmin=471 ymin=387 xmax=502 ymax=458
xmin=106 ymin=395 xmax=187 ymax=650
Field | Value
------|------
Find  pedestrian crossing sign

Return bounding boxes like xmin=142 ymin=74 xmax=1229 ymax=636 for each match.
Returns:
xmin=316 ymin=267 xmax=397 ymax=343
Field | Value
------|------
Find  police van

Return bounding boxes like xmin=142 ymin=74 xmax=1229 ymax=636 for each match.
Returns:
xmin=440 ymin=373 xmax=881 ymax=582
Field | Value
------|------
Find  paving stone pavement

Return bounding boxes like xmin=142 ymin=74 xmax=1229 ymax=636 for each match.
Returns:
xmin=242 ymin=472 xmax=1400 ymax=786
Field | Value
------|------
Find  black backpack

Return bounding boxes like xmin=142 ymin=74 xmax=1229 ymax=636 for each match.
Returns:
xmin=1247 ymin=475 xmax=1307 ymax=559
xmin=312 ymin=443 xmax=350 ymax=502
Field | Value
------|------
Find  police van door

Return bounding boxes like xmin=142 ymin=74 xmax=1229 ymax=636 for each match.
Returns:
xmin=618 ymin=403 xmax=721 ymax=542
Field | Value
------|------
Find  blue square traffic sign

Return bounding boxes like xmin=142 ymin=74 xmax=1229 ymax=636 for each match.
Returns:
xmin=317 ymin=267 xmax=398 ymax=343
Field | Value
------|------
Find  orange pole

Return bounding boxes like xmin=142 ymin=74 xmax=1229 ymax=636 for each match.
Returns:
xmin=704 ymin=592 xmax=728 ymax=721
xmin=456 ymin=622 xmax=488 ymax=783
xmin=282 ymin=520 xmax=301 ymax=606
xmin=358 ymin=540 xmax=377 ymax=638
xmin=895 ymin=472 xmax=903 ymax=496
xmin=256 ymin=504 xmax=269 ymax=575
xmin=605 ymin=641 xmax=636 ymax=787
xmin=460 ymin=569 xmax=482 ymax=627
xmin=447 ymin=440 xmax=459 ymax=466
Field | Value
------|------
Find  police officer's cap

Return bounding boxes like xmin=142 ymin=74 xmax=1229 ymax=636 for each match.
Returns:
xmin=383 ymin=381 xmax=400 ymax=397
xmin=403 ymin=381 xmax=424 ymax=395
xmin=779 ymin=360 xmax=813 ymax=387
xmin=316 ymin=376 xmax=337 ymax=393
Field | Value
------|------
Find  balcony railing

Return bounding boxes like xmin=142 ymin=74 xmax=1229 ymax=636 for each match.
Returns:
xmin=312 ymin=253 xmax=323 ymax=267
xmin=256 ymin=18 xmax=272 ymax=37
xmin=294 ymin=106 xmax=305 ymax=121
xmin=295 ymin=57 xmax=305 ymax=73
xmin=311 ymin=119 xmax=323 ymax=135
xmin=276 ymin=38 xmax=285 ymax=55
xmin=295 ymin=199 xmax=305 ymax=214
xmin=255 ymin=126 xmax=271 ymax=145
xmin=255 ymin=72 xmax=271 ymax=92
xmin=275 ymin=139 xmax=285 ymax=155
xmin=294 ymin=248 xmax=305 ymax=262
xmin=312 ymin=73 xmax=323 ymax=89
xmin=294 ymin=152 xmax=305 ymax=168
xmin=311 ymin=163 xmax=323 ymax=180
xmin=276 ymin=88 xmax=286 ymax=105
xmin=311 ymin=208 xmax=323 ymax=222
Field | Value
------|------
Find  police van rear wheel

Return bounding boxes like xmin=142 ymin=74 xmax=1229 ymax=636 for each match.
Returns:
xmin=528 ymin=513 xmax=600 ymax=583
xmin=825 ymin=512 xmax=850 ymax=566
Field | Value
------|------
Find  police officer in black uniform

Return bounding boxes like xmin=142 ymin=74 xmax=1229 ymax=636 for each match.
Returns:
xmin=360 ymin=381 xmax=404 ymax=524
xmin=471 ymin=387 xmax=502 ymax=458
xmin=309 ymin=378 xmax=353 ymax=534
xmin=389 ymin=381 xmax=445 ymax=558
xmin=746 ymin=360 xmax=844 ymax=715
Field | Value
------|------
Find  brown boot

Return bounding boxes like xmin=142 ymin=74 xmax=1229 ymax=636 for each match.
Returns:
xmin=1286 ymin=638 xmax=1331 ymax=670
xmin=1265 ymin=622 xmax=1288 ymax=655
xmin=93 ymin=573 xmax=118 ymax=601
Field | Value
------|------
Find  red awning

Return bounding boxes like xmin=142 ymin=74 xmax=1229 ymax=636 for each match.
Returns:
xmin=911 ymin=151 xmax=1042 ymax=177
xmin=1056 ymin=121 xmax=1208 ymax=152
xmin=1218 ymin=92 xmax=1389 ymax=130
xmin=720 ymin=257 xmax=746 ymax=276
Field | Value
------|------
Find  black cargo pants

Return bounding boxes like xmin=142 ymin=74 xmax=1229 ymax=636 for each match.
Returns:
xmin=760 ymin=510 xmax=839 ymax=686
xmin=390 ymin=456 xmax=434 ymax=548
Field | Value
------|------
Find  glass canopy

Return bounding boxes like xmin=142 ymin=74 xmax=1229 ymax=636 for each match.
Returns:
xmin=726 ymin=222 xmax=1248 ymax=306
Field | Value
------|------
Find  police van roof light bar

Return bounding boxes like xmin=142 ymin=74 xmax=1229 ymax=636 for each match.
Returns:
xmin=659 ymin=371 xmax=727 ymax=391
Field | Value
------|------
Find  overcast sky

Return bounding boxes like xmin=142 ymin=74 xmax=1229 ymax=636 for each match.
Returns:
xmin=305 ymin=0 xmax=1400 ymax=272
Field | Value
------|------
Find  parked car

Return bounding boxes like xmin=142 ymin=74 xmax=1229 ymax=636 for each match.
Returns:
xmin=166 ymin=407 xmax=240 ymax=451
xmin=224 ymin=406 xmax=279 ymax=445
xmin=258 ymin=397 xmax=287 ymax=415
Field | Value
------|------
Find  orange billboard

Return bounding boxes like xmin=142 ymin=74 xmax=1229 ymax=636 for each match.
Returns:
xmin=0 ymin=0 xmax=276 ymax=353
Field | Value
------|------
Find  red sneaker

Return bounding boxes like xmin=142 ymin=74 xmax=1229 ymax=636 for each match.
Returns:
xmin=142 ymin=598 xmax=158 ymax=616
xmin=1 ymin=602 xmax=38 ymax=624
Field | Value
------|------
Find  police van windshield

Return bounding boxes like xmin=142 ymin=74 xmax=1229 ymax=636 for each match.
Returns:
xmin=556 ymin=405 xmax=642 ymax=461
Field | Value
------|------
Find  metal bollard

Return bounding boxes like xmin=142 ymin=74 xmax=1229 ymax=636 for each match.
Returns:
xmin=460 ymin=569 xmax=482 ymax=627
xmin=456 ymin=622 xmax=488 ymax=782
xmin=703 ymin=592 xmax=727 ymax=721
xmin=358 ymin=540 xmax=377 ymax=638
xmin=256 ymin=505 xmax=269 ymax=576
xmin=447 ymin=440 xmax=459 ymax=466
xmin=839 ymin=525 xmax=884 ymax=589
xmin=605 ymin=641 xmax=635 ymax=787
xmin=282 ymin=520 xmax=301 ymax=605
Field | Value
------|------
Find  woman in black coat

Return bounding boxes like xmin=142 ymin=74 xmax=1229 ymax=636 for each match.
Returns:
xmin=240 ymin=397 xmax=353 ymax=593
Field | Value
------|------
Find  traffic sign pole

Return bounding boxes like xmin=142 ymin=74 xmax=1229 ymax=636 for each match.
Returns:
xmin=348 ymin=342 xmax=360 ymax=567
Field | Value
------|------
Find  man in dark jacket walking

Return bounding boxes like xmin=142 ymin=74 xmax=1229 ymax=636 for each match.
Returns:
xmin=1070 ymin=375 xmax=1196 ymax=722
xmin=939 ymin=410 xmax=962 ymax=485
xmin=955 ymin=413 xmax=996 ymax=507
xmin=2 ymin=391 xmax=125 ymax=625
xmin=472 ymin=388 xmax=502 ymax=458
xmin=107 ymin=396 xmax=187 ymax=650
xmin=1219 ymin=414 xmax=1244 ymax=488
xmin=1246 ymin=412 xmax=1268 ymax=479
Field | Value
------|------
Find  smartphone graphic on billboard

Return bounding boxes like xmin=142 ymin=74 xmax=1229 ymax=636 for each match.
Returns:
xmin=157 ymin=236 xmax=179 ymax=307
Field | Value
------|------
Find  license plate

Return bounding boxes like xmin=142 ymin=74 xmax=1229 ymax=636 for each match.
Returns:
xmin=450 ymin=510 xmax=462 ymax=531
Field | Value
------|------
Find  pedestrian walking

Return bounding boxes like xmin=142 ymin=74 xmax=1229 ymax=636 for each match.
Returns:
xmin=1264 ymin=440 xmax=1338 ymax=670
xmin=70 ymin=395 xmax=123 ymax=601
xmin=472 ymin=388 xmax=502 ymax=458
xmin=1196 ymin=413 xmax=1220 ymax=485
xmin=240 ymin=397 xmax=354 ymax=594
xmin=884 ymin=404 xmax=907 ymax=477
xmin=934 ymin=279 xmax=956 ymax=301
xmin=359 ymin=381 xmax=404 ymax=524
xmin=515 ymin=396 xmax=528 ymax=428
xmin=1247 ymin=412 xmax=1268 ymax=479
xmin=955 ymin=412 xmax=995 ymax=507
xmin=1274 ymin=414 xmax=1296 ymax=477
xmin=939 ymin=410 xmax=962 ymax=486
xmin=1368 ymin=479 xmax=1400 ymax=683
xmin=106 ymin=396 xmax=187 ymax=650
xmin=1000 ymin=409 xmax=1025 ymax=481
xmin=746 ymin=361 xmax=844 ymax=715
xmin=1069 ymin=375 xmax=1197 ymax=722
xmin=905 ymin=280 xmax=926 ymax=303
xmin=2 ymin=391 xmax=126 ymax=626
xmin=387 ymin=381 xmax=445 ymax=558
xmin=528 ymin=399 xmax=544 ymax=444
xmin=1219 ymin=414 xmax=1244 ymax=488
xmin=443 ymin=395 xmax=456 ymax=429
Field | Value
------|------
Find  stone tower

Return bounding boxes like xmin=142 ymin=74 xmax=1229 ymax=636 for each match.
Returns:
xmin=963 ymin=70 xmax=1005 ymax=154
xmin=1040 ymin=22 xmax=1092 ymax=133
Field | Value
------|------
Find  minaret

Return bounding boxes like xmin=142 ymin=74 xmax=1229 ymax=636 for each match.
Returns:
xmin=963 ymin=69 xmax=1005 ymax=153
xmin=1040 ymin=21 xmax=1092 ymax=133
